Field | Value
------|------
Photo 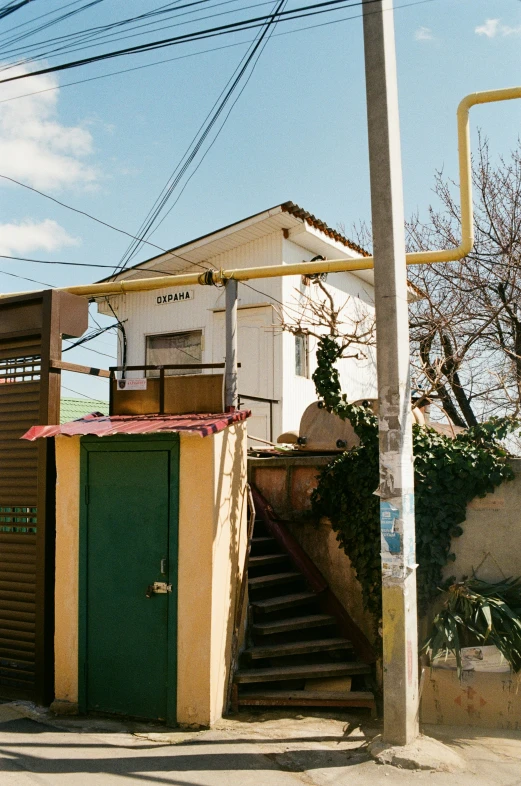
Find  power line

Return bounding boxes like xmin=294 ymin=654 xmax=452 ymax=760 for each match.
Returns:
xmin=5 ymin=0 xmax=309 ymax=72
xmin=63 ymin=339 xmax=115 ymax=358
xmin=143 ymin=21 xmax=278 ymax=246
xmin=0 ymin=267 xmax=53 ymax=286
xmin=0 ymin=0 xmax=214 ymax=67
xmin=62 ymin=321 xmax=117 ymax=351
xmin=0 ymin=39 xmax=251 ymax=104
xmin=0 ymin=1 xmax=95 ymax=46
xmin=0 ymin=0 xmax=189 ymax=53
xmin=0 ymin=0 xmax=437 ymax=298
xmin=61 ymin=384 xmax=107 ymax=400
xmin=0 ymin=253 xmax=209 ymax=273
xmin=0 ymin=0 xmax=316 ymax=67
xmin=0 ymin=1 xmax=107 ymax=51
xmin=0 ymin=173 xmax=198 ymax=270
xmin=240 ymin=279 xmax=312 ymax=320
xmin=0 ymin=0 xmax=437 ymax=105
xmin=0 ymin=254 xmax=119 ymax=267
xmin=0 ymin=0 xmax=390 ymax=86
xmin=0 ymin=1 xmax=36 ymax=21
xmin=113 ymin=0 xmax=287 ymax=276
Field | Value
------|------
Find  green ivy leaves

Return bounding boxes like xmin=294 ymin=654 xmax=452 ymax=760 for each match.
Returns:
xmin=310 ymin=335 xmax=517 ymax=631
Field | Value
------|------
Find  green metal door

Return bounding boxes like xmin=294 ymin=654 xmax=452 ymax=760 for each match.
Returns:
xmin=80 ymin=436 xmax=178 ymax=723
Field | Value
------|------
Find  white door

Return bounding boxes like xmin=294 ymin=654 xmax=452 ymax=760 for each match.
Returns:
xmin=212 ymin=306 xmax=275 ymax=443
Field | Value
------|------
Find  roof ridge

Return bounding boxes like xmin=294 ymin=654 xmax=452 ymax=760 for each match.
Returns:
xmin=97 ymin=202 xmax=369 ymax=283
xmin=280 ymin=201 xmax=369 ymax=257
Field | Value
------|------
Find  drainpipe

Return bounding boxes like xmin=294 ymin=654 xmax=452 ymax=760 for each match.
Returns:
xmin=224 ymin=278 xmax=238 ymax=411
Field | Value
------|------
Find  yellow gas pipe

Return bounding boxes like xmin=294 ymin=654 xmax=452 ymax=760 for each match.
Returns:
xmin=2 ymin=86 xmax=521 ymax=301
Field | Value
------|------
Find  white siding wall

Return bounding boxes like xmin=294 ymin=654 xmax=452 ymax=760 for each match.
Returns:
xmin=279 ymin=238 xmax=377 ymax=433
xmin=98 ymin=234 xmax=284 ymax=439
xmin=99 ymin=234 xmax=283 ymax=366
xmin=97 ymin=231 xmax=377 ymax=439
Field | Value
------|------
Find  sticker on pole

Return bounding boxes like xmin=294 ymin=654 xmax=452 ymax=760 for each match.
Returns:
xmin=380 ymin=501 xmax=399 ymax=532
xmin=117 ymin=379 xmax=147 ymax=391
xmin=383 ymin=531 xmax=401 ymax=554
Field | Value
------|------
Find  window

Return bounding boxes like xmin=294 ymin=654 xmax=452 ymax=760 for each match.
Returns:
xmin=295 ymin=334 xmax=308 ymax=378
xmin=146 ymin=330 xmax=202 ymax=376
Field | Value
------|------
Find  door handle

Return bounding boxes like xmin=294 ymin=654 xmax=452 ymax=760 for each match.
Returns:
xmin=146 ymin=581 xmax=172 ymax=598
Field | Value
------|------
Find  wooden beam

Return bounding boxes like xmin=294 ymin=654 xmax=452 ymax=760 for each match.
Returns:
xmin=49 ymin=359 xmax=110 ymax=378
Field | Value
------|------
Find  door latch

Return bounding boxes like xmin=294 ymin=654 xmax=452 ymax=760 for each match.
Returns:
xmin=146 ymin=581 xmax=172 ymax=598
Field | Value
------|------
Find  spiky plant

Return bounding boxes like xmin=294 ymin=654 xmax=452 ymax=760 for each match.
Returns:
xmin=423 ymin=577 xmax=521 ymax=675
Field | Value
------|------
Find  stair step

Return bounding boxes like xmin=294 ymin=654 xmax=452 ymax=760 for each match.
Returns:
xmin=252 ymin=614 xmax=337 ymax=635
xmin=237 ymin=690 xmax=375 ymax=710
xmin=249 ymin=554 xmax=287 ymax=567
xmin=244 ymin=637 xmax=353 ymax=660
xmin=252 ymin=591 xmax=317 ymax=613
xmin=234 ymin=661 xmax=371 ymax=684
xmin=248 ymin=572 xmax=301 ymax=589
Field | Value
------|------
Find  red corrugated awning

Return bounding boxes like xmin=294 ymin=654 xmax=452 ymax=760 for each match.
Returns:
xmin=22 ymin=410 xmax=250 ymax=441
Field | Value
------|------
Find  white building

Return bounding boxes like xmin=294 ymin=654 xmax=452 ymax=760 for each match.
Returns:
xmin=97 ymin=202 xmax=378 ymax=442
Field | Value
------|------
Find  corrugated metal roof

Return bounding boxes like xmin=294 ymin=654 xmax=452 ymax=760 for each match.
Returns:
xmin=60 ymin=397 xmax=108 ymax=424
xmin=22 ymin=410 xmax=250 ymax=441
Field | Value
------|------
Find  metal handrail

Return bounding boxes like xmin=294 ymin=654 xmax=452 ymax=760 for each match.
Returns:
xmin=238 ymin=393 xmax=279 ymax=404
xmin=238 ymin=393 xmax=280 ymax=442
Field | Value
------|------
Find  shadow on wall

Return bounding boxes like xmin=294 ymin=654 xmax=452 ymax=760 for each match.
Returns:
xmin=212 ymin=424 xmax=248 ymax=721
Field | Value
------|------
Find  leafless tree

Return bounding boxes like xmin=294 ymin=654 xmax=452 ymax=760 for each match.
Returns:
xmin=406 ymin=134 xmax=521 ymax=427
xmin=277 ymin=277 xmax=376 ymax=361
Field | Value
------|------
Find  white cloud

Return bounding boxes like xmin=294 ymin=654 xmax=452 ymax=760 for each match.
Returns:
xmin=0 ymin=219 xmax=80 ymax=256
xmin=415 ymin=26 xmax=433 ymax=41
xmin=475 ymin=18 xmax=521 ymax=38
xmin=475 ymin=18 xmax=499 ymax=37
xmin=501 ymin=23 xmax=521 ymax=36
xmin=0 ymin=64 xmax=97 ymax=191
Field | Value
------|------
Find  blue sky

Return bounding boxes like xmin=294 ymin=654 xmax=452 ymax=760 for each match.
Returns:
xmin=0 ymin=0 xmax=520 ymax=399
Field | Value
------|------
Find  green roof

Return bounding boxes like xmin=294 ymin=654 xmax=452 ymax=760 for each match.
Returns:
xmin=60 ymin=398 xmax=108 ymax=424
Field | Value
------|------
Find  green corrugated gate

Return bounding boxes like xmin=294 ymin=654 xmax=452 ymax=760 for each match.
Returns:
xmin=79 ymin=435 xmax=179 ymax=724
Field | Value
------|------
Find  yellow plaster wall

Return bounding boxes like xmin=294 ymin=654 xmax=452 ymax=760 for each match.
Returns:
xmin=177 ymin=422 xmax=248 ymax=727
xmin=177 ymin=432 xmax=214 ymax=726
xmin=442 ymin=459 xmax=521 ymax=584
xmin=52 ymin=435 xmax=81 ymax=713
xmin=209 ymin=423 xmax=248 ymax=723
xmin=52 ymin=423 xmax=248 ymax=727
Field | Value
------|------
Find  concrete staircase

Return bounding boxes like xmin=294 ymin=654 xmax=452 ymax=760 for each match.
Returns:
xmin=232 ymin=500 xmax=376 ymax=714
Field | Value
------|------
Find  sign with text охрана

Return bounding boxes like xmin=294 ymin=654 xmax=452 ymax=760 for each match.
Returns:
xmin=156 ymin=290 xmax=193 ymax=305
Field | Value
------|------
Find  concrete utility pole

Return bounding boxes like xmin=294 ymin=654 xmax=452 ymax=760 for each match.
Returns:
xmin=224 ymin=278 xmax=238 ymax=410
xmin=362 ymin=0 xmax=419 ymax=745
